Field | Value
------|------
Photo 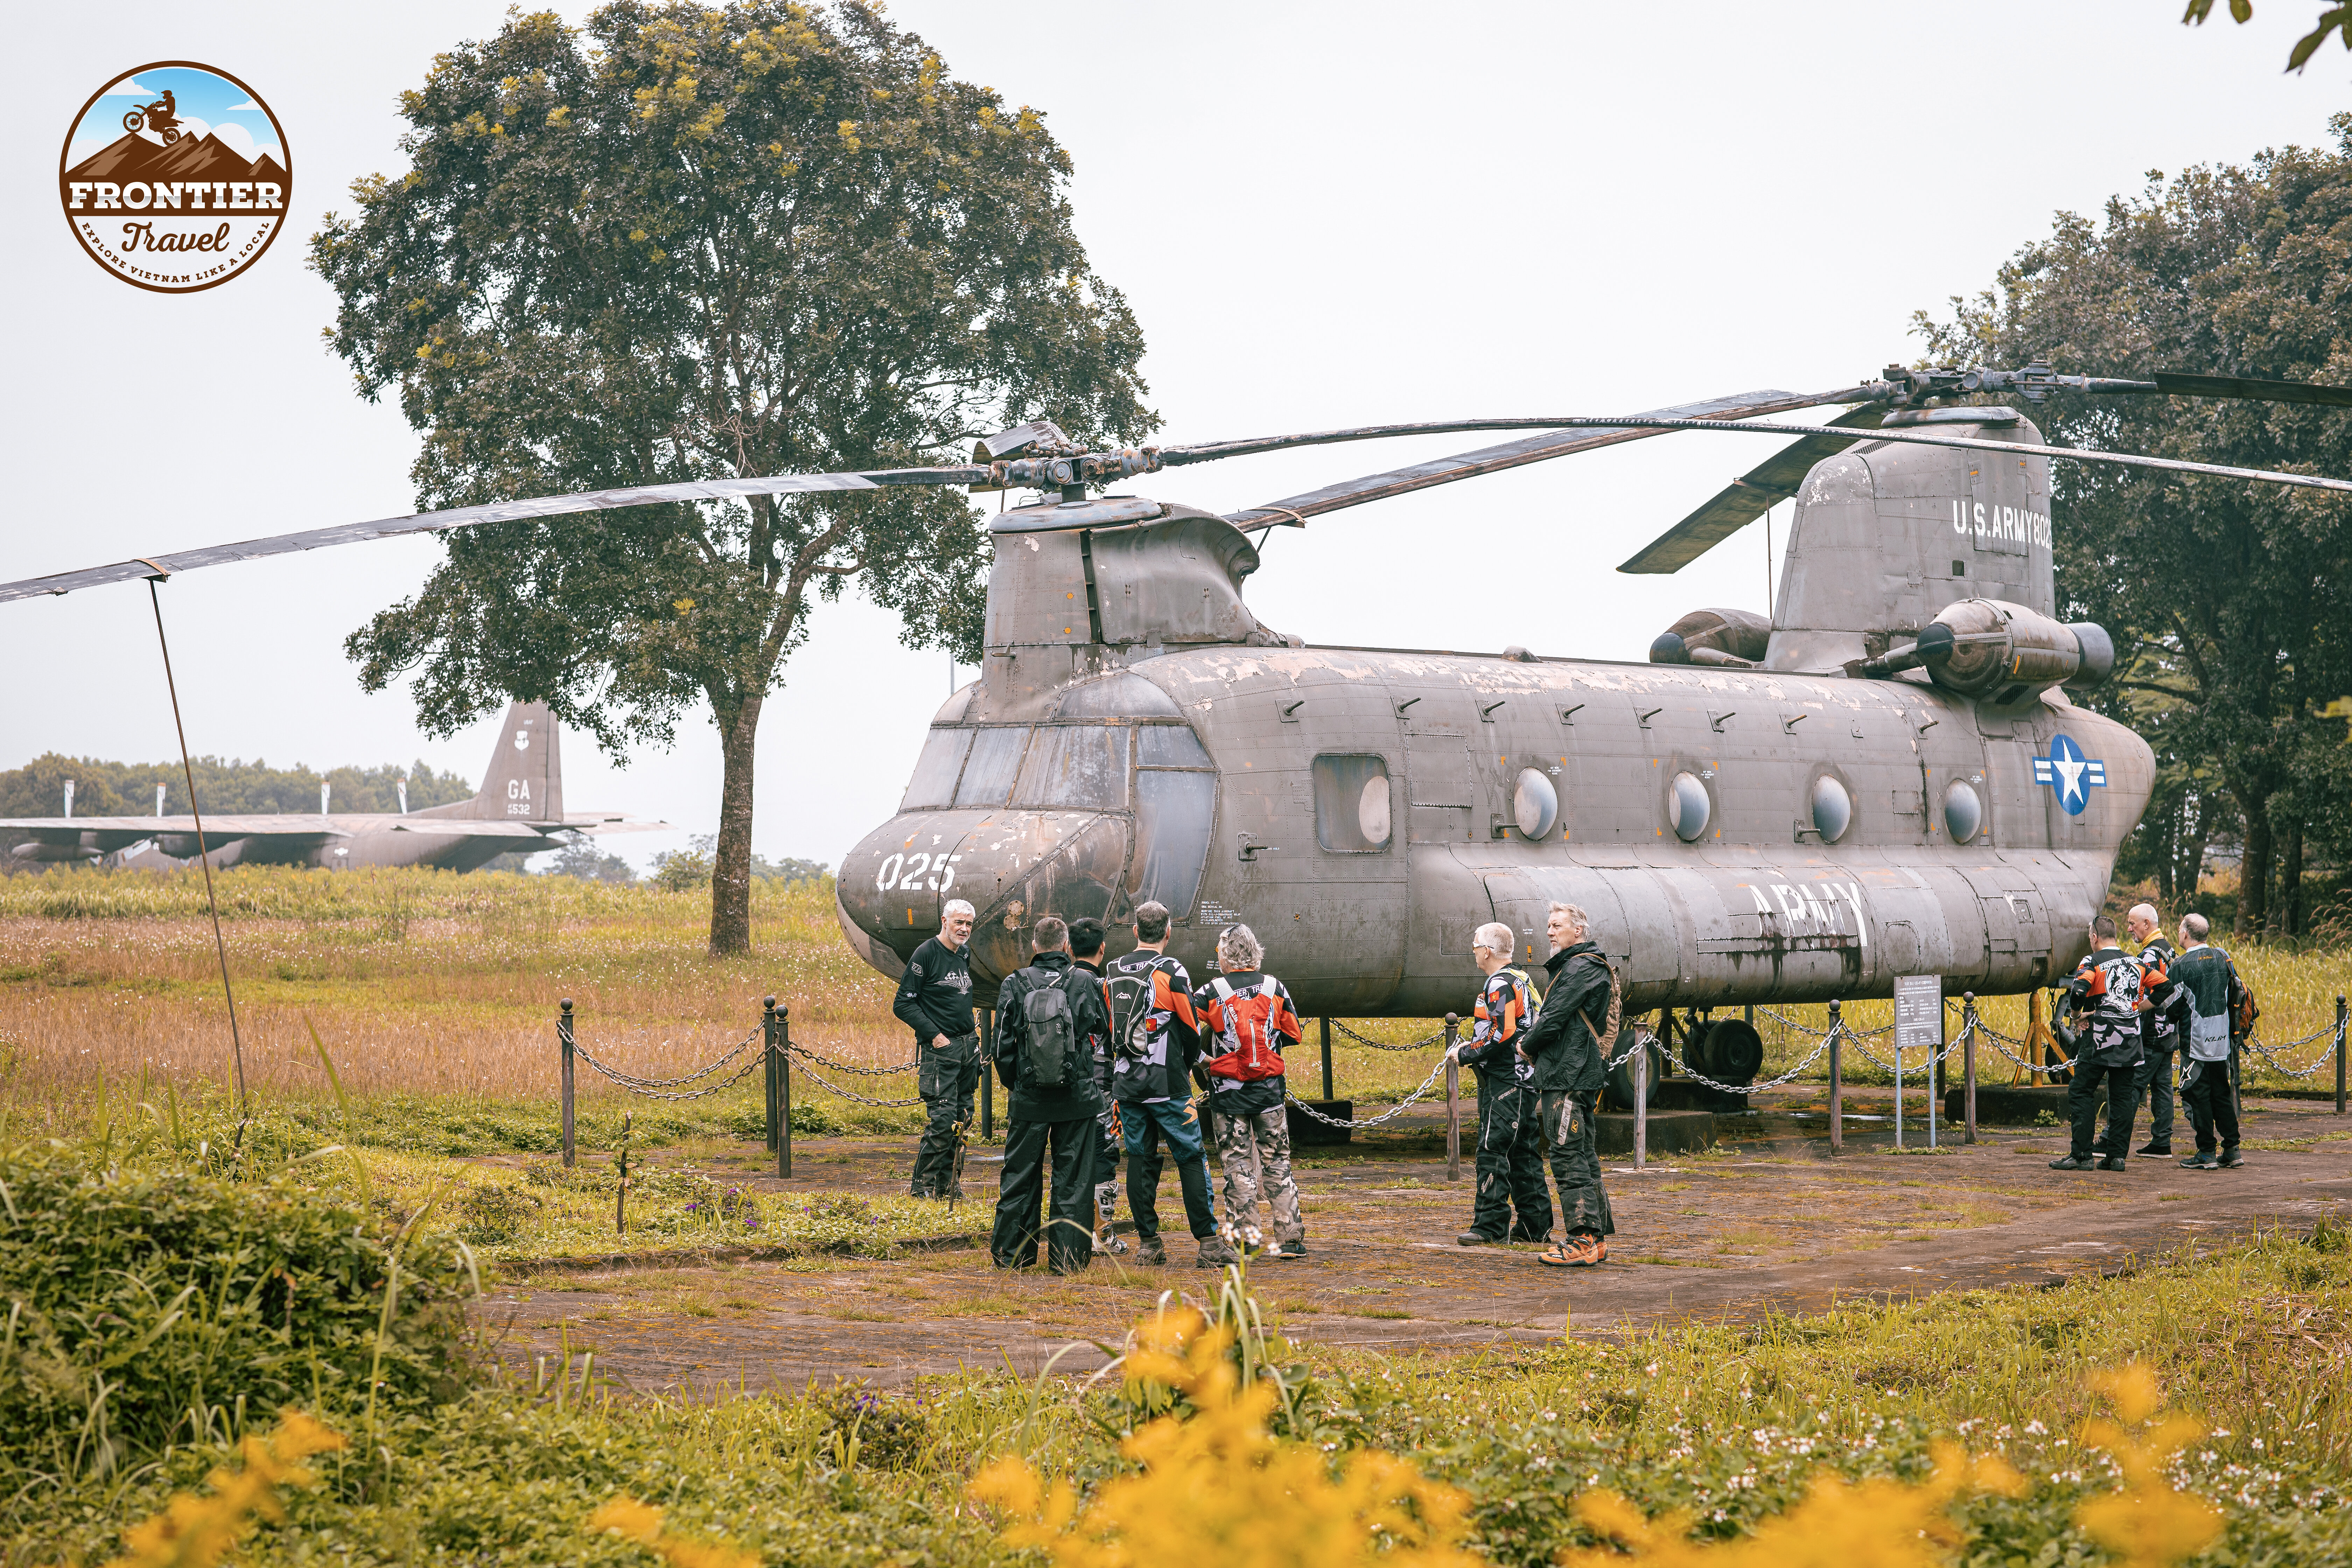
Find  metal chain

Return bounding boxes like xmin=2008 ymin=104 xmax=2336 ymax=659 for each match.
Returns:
xmin=2244 ymin=1027 xmax=2341 ymax=1078
xmin=1670 ymin=1029 xmax=1838 ymax=1095
xmin=786 ymin=1042 xmax=918 ymax=1076
xmin=575 ymin=1045 xmax=769 ymax=1102
xmin=1286 ymin=1054 xmax=1453 ymax=1128
xmin=786 ymin=1051 xmax=925 ymax=1108
xmin=1757 ymin=1005 xmax=1893 ymax=1041
xmin=1326 ymin=1018 xmax=1449 ymax=1052
xmin=569 ymin=1025 xmax=762 ymax=1092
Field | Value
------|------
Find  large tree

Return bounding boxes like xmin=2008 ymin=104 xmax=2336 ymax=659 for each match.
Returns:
xmin=312 ymin=2 xmax=1153 ymax=953
xmin=1919 ymin=118 xmax=2352 ymax=937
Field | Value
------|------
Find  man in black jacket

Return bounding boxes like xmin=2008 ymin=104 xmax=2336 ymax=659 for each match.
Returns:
xmin=989 ymin=916 xmax=1111 ymax=1273
xmin=2171 ymin=912 xmax=2249 ymax=1170
xmin=893 ymin=898 xmax=977 ymax=1199
xmin=1451 ymin=919 xmax=1553 ymax=1247
xmin=2051 ymin=915 xmax=2143 ymax=1172
xmin=1514 ymin=902 xmax=1615 ymax=1267
xmin=1108 ymin=901 xmax=1232 ymax=1268
xmin=2129 ymin=903 xmax=2183 ymax=1156
xmin=1068 ymin=917 xmax=1128 ymax=1256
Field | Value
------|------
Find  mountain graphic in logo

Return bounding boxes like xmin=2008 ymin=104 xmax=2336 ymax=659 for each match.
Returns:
xmin=57 ymin=62 xmax=292 ymax=293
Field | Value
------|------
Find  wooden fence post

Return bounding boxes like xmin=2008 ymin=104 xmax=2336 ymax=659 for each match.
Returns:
xmin=559 ymin=997 xmax=576 ymax=1169
xmin=1443 ymin=1013 xmax=1461 ymax=1182
xmin=1827 ymin=999 xmax=1843 ymax=1157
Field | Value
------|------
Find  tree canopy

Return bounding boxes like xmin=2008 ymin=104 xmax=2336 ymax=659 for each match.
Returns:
xmin=1919 ymin=115 xmax=2352 ymax=936
xmin=310 ymin=1 xmax=1153 ymax=952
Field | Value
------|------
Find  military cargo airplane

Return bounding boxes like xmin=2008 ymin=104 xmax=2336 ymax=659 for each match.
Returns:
xmin=8 ymin=362 xmax=2350 ymax=1068
xmin=2 ymin=701 xmax=663 ymax=870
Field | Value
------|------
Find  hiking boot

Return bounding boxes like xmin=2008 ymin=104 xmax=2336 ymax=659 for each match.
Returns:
xmin=2048 ymin=1154 xmax=2095 ymax=1170
xmin=1277 ymin=1239 xmax=1307 ymax=1259
xmin=1457 ymin=1230 xmax=1506 ymax=1247
xmin=1135 ymin=1235 xmax=1168 ymax=1266
xmin=2137 ymin=1142 xmax=2172 ymax=1156
xmin=2096 ymin=1157 xmax=2127 ymax=1172
xmin=2180 ymin=1151 xmax=2219 ymax=1169
xmin=2219 ymin=1148 xmax=2246 ymax=1168
xmin=1539 ymin=1234 xmax=1604 ymax=1268
xmin=1196 ymin=1236 xmax=1240 ymax=1269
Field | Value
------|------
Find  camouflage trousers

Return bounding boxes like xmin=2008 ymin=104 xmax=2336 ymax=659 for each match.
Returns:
xmin=1209 ymin=1101 xmax=1305 ymax=1246
xmin=1539 ymin=1090 xmax=1615 ymax=1237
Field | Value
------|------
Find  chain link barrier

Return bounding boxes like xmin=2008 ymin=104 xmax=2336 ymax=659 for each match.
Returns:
xmin=785 ymin=1041 xmax=918 ymax=1077
xmin=569 ymin=1025 xmax=764 ymax=1097
xmin=1326 ymin=1018 xmax=1449 ymax=1053
xmin=1287 ymin=1052 xmax=1454 ymax=1129
xmin=785 ymin=1045 xmax=926 ymax=1108
xmin=2243 ymin=1022 xmax=2340 ymax=1078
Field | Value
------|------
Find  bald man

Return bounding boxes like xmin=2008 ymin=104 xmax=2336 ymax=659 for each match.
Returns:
xmin=2128 ymin=902 xmax=2184 ymax=1156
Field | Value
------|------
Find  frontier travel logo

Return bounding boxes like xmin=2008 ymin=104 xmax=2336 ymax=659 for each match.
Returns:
xmin=58 ymin=62 xmax=291 ymax=293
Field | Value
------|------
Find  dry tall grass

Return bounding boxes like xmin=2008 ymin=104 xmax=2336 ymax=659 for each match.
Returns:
xmin=4 ymin=865 xmax=2347 ymax=1115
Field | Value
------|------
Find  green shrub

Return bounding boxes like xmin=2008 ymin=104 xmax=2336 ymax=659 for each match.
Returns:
xmin=0 ymin=1146 xmax=472 ymax=1486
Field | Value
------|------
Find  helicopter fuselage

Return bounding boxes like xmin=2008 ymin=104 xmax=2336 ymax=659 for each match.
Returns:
xmin=837 ymin=642 xmax=2150 ymax=1014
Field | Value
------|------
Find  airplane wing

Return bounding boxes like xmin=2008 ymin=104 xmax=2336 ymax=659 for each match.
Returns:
xmin=557 ymin=813 xmax=672 ymax=837
xmin=0 ymin=814 xmax=352 ymax=853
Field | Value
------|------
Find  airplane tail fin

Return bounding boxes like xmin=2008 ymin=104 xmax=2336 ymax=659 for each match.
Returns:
xmin=462 ymin=701 xmax=564 ymax=822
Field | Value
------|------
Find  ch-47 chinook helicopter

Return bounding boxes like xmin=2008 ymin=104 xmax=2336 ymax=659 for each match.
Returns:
xmin=11 ymin=363 xmax=2352 ymax=1064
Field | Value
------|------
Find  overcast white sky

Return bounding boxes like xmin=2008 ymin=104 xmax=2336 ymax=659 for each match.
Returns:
xmin=4 ymin=2 xmax=2346 ymax=872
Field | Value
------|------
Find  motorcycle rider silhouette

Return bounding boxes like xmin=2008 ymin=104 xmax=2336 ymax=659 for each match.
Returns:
xmin=122 ymin=89 xmax=182 ymax=145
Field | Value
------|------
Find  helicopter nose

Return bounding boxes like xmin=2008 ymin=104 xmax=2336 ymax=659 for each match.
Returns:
xmin=836 ymin=809 xmax=1133 ymax=988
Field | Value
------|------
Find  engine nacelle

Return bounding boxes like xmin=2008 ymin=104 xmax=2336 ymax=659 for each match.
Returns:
xmin=10 ymin=837 xmax=98 ymax=862
xmin=1648 ymin=607 xmax=1771 ymax=668
xmin=1894 ymin=597 xmax=2114 ymax=702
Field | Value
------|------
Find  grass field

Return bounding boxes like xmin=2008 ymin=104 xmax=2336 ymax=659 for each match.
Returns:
xmin=8 ymin=1115 xmax=2352 ymax=1564
xmin=4 ymin=866 xmax=2344 ymax=1134
xmin=9 ymin=867 xmax=2352 ymax=1563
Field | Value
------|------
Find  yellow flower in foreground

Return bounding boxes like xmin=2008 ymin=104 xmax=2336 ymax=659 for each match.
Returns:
xmin=2076 ymin=1364 xmax=2225 ymax=1568
xmin=1559 ymin=1442 xmax=2022 ymax=1568
xmin=100 ymin=1414 xmax=345 ymax=1568
xmin=971 ymin=1302 xmax=1475 ymax=1568
xmin=590 ymin=1495 xmax=760 ymax=1568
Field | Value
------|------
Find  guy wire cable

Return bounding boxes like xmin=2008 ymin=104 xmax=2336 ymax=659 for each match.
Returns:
xmin=146 ymin=573 xmax=248 ymax=1118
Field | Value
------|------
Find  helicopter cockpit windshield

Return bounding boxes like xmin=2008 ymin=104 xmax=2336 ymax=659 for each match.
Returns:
xmin=848 ymin=670 xmax=1219 ymax=989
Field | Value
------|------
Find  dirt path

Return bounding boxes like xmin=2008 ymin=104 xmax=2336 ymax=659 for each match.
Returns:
xmin=480 ymin=1089 xmax=2352 ymax=1393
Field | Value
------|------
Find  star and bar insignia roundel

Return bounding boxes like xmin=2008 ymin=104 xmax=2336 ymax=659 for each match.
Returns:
xmin=2032 ymin=732 xmax=2107 ymax=816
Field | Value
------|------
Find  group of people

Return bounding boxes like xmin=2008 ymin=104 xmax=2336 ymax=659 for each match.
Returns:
xmin=2052 ymin=904 xmax=2254 ymax=1173
xmin=891 ymin=897 xmax=1626 ymax=1272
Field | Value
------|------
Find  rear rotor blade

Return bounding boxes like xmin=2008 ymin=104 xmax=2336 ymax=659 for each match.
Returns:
xmin=1218 ymin=388 xmax=1870 ymax=528
xmin=2152 ymin=370 xmax=2352 ymax=408
xmin=1618 ymin=406 xmax=1888 ymax=574
xmin=0 ymin=464 xmax=986 ymax=604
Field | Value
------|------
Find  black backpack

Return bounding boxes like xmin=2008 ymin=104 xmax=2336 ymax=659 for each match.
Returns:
xmin=1020 ymin=967 xmax=1075 ymax=1089
xmin=1106 ymin=962 xmax=1157 ymax=1060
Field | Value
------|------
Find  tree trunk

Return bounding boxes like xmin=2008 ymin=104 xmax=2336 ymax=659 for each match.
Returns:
xmin=2177 ymin=793 xmax=2215 ymax=915
xmin=2281 ymin=811 xmax=2305 ymax=939
xmin=2238 ymin=798 xmax=2272 ymax=940
xmin=710 ymin=694 xmax=764 ymax=956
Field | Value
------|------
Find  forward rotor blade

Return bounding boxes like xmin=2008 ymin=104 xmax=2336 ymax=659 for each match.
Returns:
xmin=1577 ymin=413 xmax=2352 ymax=575
xmin=1619 ymin=406 xmax=1888 ymax=574
xmin=2151 ymin=370 xmax=2352 ymax=408
xmin=0 ymin=464 xmax=986 ymax=603
xmin=1218 ymin=388 xmax=1870 ymax=528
